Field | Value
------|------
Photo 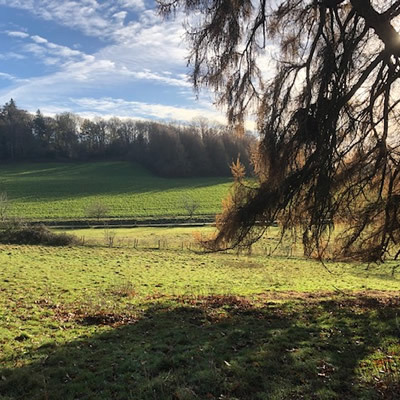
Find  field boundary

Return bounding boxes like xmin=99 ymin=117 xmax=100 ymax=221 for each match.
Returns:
xmin=30 ymin=215 xmax=216 ymax=229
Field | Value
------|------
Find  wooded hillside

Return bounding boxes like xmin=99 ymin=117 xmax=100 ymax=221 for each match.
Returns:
xmin=0 ymin=99 xmax=255 ymax=177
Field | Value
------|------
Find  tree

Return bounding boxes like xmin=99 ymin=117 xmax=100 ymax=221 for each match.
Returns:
xmin=146 ymin=123 xmax=190 ymax=177
xmin=33 ymin=110 xmax=55 ymax=157
xmin=32 ymin=110 xmax=46 ymax=140
xmin=80 ymin=119 xmax=107 ymax=157
xmin=181 ymin=195 xmax=200 ymax=220
xmin=0 ymin=99 xmax=34 ymax=160
xmin=0 ymin=192 xmax=10 ymax=221
xmin=160 ymin=0 xmax=400 ymax=262
xmin=85 ymin=201 xmax=110 ymax=222
xmin=54 ymin=113 xmax=79 ymax=158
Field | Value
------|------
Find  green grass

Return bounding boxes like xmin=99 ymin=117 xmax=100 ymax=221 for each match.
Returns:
xmin=0 ymin=162 xmax=232 ymax=221
xmin=1 ymin=241 xmax=399 ymax=399
xmin=58 ymin=225 xmax=365 ymax=261
xmin=57 ymin=226 xmax=217 ymax=246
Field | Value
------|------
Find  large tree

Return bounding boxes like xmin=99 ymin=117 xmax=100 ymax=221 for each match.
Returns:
xmin=159 ymin=0 xmax=400 ymax=261
xmin=0 ymin=99 xmax=34 ymax=160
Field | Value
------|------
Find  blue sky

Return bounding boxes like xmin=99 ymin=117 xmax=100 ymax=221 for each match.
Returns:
xmin=0 ymin=0 xmax=226 ymax=124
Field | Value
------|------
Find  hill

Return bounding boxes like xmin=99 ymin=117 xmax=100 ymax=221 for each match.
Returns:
xmin=0 ymin=162 xmax=232 ymax=221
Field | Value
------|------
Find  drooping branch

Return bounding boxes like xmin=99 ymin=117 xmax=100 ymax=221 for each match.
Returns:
xmin=350 ymin=0 xmax=400 ymax=56
xmin=159 ymin=0 xmax=400 ymax=261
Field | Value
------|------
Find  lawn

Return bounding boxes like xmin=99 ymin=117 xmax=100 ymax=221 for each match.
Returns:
xmin=0 ymin=162 xmax=231 ymax=221
xmin=0 ymin=239 xmax=399 ymax=399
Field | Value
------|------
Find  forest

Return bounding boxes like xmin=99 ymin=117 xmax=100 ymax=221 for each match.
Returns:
xmin=0 ymin=99 xmax=255 ymax=177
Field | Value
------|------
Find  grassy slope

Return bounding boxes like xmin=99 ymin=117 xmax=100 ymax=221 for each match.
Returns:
xmin=1 ymin=243 xmax=399 ymax=399
xmin=0 ymin=162 xmax=232 ymax=220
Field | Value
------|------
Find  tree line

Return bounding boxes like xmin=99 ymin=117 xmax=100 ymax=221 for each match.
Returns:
xmin=0 ymin=99 xmax=255 ymax=177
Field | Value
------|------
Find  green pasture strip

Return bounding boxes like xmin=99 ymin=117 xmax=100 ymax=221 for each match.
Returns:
xmin=52 ymin=226 xmax=338 ymax=259
xmin=55 ymin=226 xmax=217 ymax=239
xmin=0 ymin=246 xmax=398 ymax=302
xmin=0 ymin=162 xmax=232 ymax=220
xmin=0 ymin=245 xmax=399 ymax=399
xmin=54 ymin=226 xmax=216 ymax=250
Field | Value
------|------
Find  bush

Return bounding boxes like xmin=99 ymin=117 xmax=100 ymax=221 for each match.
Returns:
xmin=0 ymin=223 xmax=78 ymax=246
xmin=0 ymin=191 xmax=10 ymax=221
xmin=181 ymin=196 xmax=200 ymax=220
xmin=85 ymin=201 xmax=110 ymax=221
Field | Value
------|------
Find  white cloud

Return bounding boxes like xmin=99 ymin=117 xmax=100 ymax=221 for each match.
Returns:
xmin=18 ymin=33 xmax=90 ymax=65
xmin=6 ymin=31 xmax=29 ymax=38
xmin=1 ymin=1 xmax=185 ymax=46
xmin=23 ymin=43 xmax=46 ymax=57
xmin=0 ymin=51 xmax=188 ymax=96
xmin=31 ymin=35 xmax=48 ymax=44
xmin=70 ymin=97 xmax=226 ymax=124
xmin=2 ymin=6 xmax=190 ymax=90
xmin=0 ymin=0 xmax=108 ymax=37
xmin=0 ymin=1 xmax=238 ymax=126
xmin=118 ymin=0 xmax=145 ymax=11
xmin=0 ymin=72 xmax=17 ymax=81
xmin=67 ymin=97 xmax=256 ymax=130
xmin=3 ymin=3 xmax=188 ymax=73
xmin=135 ymin=71 xmax=189 ymax=87
xmin=45 ymin=42 xmax=83 ymax=58
xmin=96 ymin=13 xmax=187 ymax=74
xmin=0 ymin=52 xmax=26 ymax=60
xmin=113 ymin=11 xmax=128 ymax=23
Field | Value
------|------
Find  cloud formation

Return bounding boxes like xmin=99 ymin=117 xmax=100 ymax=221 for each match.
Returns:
xmin=0 ymin=72 xmax=17 ymax=81
xmin=0 ymin=1 xmax=232 ymax=125
xmin=6 ymin=31 xmax=29 ymax=38
xmin=70 ymin=96 xmax=224 ymax=123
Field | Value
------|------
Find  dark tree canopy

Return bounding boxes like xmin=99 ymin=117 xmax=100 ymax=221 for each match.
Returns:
xmin=160 ymin=0 xmax=400 ymax=261
xmin=0 ymin=100 xmax=254 ymax=178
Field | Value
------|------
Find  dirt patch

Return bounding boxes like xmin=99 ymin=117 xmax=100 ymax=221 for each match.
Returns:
xmin=255 ymin=290 xmax=400 ymax=306
xmin=35 ymin=298 xmax=138 ymax=327
xmin=34 ymin=290 xmax=400 ymax=328
xmin=177 ymin=294 xmax=253 ymax=309
xmin=78 ymin=313 xmax=138 ymax=326
xmin=56 ymin=309 xmax=138 ymax=327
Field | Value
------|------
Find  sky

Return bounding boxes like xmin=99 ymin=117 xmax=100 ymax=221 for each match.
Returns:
xmin=0 ymin=0 xmax=228 ymax=124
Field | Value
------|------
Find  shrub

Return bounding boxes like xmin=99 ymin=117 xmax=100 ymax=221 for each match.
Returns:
xmin=181 ymin=196 xmax=200 ymax=220
xmin=0 ymin=191 xmax=10 ymax=221
xmin=0 ymin=223 xmax=78 ymax=246
xmin=85 ymin=201 xmax=110 ymax=221
xmin=104 ymin=228 xmax=116 ymax=248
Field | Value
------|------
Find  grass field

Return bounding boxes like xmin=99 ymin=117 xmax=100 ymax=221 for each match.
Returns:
xmin=55 ymin=226 xmax=298 ymax=257
xmin=0 ymin=162 xmax=231 ymax=221
xmin=1 ymin=236 xmax=399 ymax=399
xmin=0 ymin=163 xmax=399 ymax=399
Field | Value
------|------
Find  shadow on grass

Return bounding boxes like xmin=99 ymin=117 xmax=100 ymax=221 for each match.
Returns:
xmin=1 ymin=296 xmax=399 ymax=400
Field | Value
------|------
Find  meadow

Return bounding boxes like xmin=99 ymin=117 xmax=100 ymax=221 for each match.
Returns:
xmin=0 ymin=227 xmax=399 ymax=399
xmin=55 ymin=226 xmax=297 ymax=257
xmin=0 ymin=162 xmax=231 ymax=221
xmin=0 ymin=163 xmax=399 ymax=399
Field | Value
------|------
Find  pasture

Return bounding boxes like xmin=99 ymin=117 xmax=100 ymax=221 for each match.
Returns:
xmin=0 ymin=228 xmax=399 ymax=399
xmin=0 ymin=163 xmax=399 ymax=399
xmin=0 ymin=162 xmax=231 ymax=221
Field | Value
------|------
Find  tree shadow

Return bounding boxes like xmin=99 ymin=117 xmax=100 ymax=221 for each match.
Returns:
xmin=2 ymin=162 xmax=232 ymax=202
xmin=1 ymin=296 xmax=399 ymax=400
